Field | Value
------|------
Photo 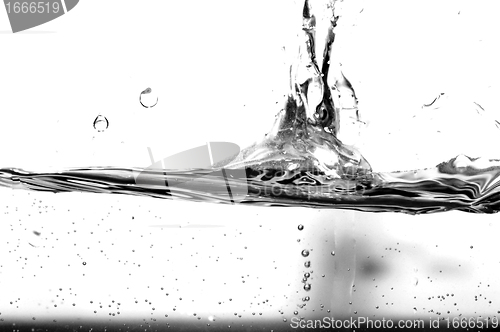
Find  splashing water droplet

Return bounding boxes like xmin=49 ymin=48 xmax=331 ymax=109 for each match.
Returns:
xmin=304 ymin=283 xmax=311 ymax=291
xmin=93 ymin=115 xmax=109 ymax=132
xmin=298 ymin=224 xmax=304 ymax=231
xmin=140 ymin=87 xmax=159 ymax=108
xmin=301 ymin=249 xmax=310 ymax=257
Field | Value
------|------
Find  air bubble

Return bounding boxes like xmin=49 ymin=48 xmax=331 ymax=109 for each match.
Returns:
xmin=304 ymin=261 xmax=311 ymax=268
xmin=301 ymin=249 xmax=309 ymax=257
xmin=93 ymin=115 xmax=109 ymax=132
xmin=140 ymin=87 xmax=159 ymax=108
xmin=298 ymin=224 xmax=304 ymax=231
xmin=331 ymin=251 xmax=335 ymax=256
xmin=304 ymin=284 xmax=311 ymax=291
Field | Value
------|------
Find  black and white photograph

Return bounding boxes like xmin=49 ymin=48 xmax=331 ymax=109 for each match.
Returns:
xmin=1 ymin=0 xmax=500 ymax=331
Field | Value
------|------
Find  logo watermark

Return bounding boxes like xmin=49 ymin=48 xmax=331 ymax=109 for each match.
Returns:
xmin=134 ymin=142 xmax=367 ymax=204
xmin=134 ymin=142 xmax=248 ymax=204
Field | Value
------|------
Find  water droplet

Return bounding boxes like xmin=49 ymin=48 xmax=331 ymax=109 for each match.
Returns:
xmin=298 ymin=224 xmax=304 ymax=231
xmin=93 ymin=115 xmax=109 ymax=132
xmin=140 ymin=87 xmax=159 ymax=108
xmin=304 ymin=261 xmax=311 ymax=268
xmin=331 ymin=251 xmax=335 ymax=256
xmin=301 ymin=249 xmax=309 ymax=257
xmin=304 ymin=283 xmax=311 ymax=291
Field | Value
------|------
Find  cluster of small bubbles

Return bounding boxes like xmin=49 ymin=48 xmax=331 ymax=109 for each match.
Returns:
xmin=301 ymin=249 xmax=309 ymax=257
xmin=302 ymin=296 xmax=310 ymax=302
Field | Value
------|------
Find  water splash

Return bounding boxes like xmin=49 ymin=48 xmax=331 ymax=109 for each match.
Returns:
xmin=1 ymin=0 xmax=500 ymax=214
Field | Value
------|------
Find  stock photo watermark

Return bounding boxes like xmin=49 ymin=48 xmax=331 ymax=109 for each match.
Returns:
xmin=289 ymin=316 xmax=500 ymax=330
xmin=3 ymin=0 xmax=79 ymax=33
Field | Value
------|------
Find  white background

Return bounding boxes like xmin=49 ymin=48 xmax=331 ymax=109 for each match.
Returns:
xmin=1 ymin=0 xmax=499 ymax=171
